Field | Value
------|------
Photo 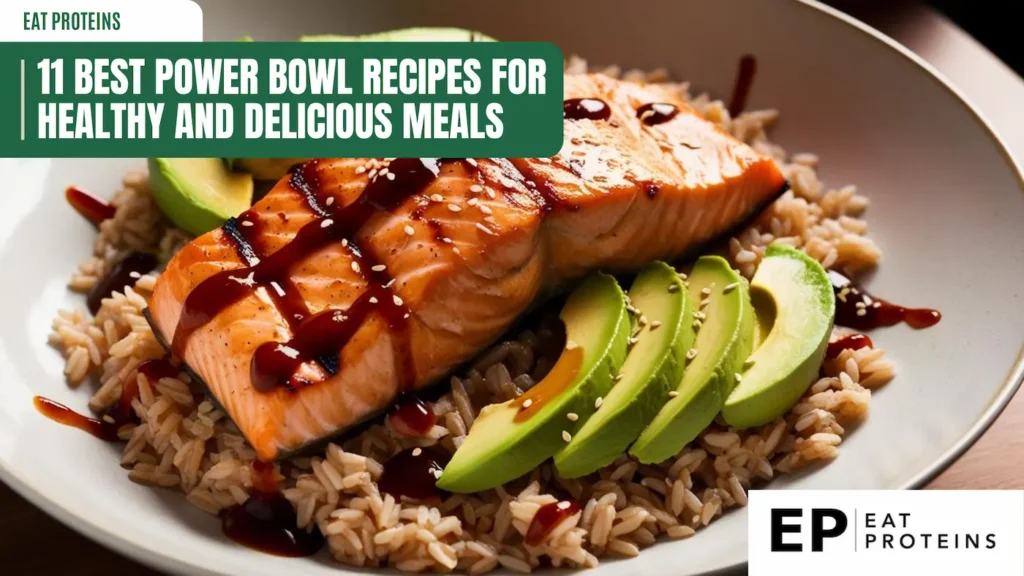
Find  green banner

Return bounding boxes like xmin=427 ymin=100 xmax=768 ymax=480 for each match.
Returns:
xmin=0 ymin=42 xmax=564 ymax=158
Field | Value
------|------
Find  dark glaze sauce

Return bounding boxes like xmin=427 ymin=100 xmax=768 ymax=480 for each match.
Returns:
xmin=825 ymin=333 xmax=873 ymax=360
xmin=636 ymin=102 xmax=679 ymax=126
xmin=728 ymin=55 xmax=757 ymax=117
xmin=377 ymin=446 xmax=450 ymax=501
xmin=829 ymin=271 xmax=941 ymax=330
xmin=563 ymin=98 xmax=611 ymax=121
xmin=526 ymin=500 xmax=581 ymax=546
xmin=173 ymin=158 xmax=439 ymax=392
xmin=66 ymin=186 xmax=115 ymax=227
xmin=33 ymin=396 xmax=119 ymax=441
xmin=221 ymin=460 xmax=325 ymax=557
xmin=388 ymin=396 xmax=437 ymax=437
xmin=86 ymin=251 xmax=159 ymax=314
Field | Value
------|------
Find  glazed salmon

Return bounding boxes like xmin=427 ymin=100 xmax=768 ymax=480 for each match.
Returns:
xmin=147 ymin=74 xmax=787 ymax=460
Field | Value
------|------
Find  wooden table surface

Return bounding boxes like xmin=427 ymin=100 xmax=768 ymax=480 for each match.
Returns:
xmin=2 ymin=6 xmax=1022 ymax=575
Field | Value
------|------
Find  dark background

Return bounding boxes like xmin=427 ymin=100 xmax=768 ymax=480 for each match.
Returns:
xmin=832 ymin=0 xmax=1022 ymax=74
xmin=1 ymin=1 xmax=1020 ymax=575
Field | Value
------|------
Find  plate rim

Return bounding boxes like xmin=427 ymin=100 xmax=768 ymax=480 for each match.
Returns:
xmin=1 ymin=1 xmax=1022 ymax=575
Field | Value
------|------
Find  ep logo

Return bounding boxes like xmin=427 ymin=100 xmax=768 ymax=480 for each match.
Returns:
xmin=771 ymin=508 xmax=848 ymax=552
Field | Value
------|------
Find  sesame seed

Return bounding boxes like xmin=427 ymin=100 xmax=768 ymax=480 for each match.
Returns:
xmin=873 ymin=302 xmax=881 ymax=308
xmin=522 ymin=399 xmax=533 ymax=408
xmin=557 ymin=500 xmax=572 ymax=510
xmin=486 ymin=190 xmax=496 ymax=199
xmin=479 ymin=205 xmax=493 ymax=215
xmin=325 ymin=197 xmax=335 ymax=206
xmin=368 ymin=169 xmax=378 ymax=179
xmin=404 ymin=225 xmax=415 ymax=236
xmin=735 ymin=373 xmax=743 ymax=382
xmin=129 ymin=271 xmax=141 ymax=279
xmin=403 ymin=313 xmax=410 ymax=319
xmin=321 ymin=219 xmax=333 ymax=228
xmin=699 ymin=299 xmax=710 ymax=309
xmin=448 ymin=204 xmax=462 ymax=212
xmin=855 ymin=302 xmax=867 ymax=309
xmin=430 ymin=194 xmax=443 ymax=202
xmin=614 ymin=374 xmax=624 ymax=382
xmin=677 ymin=272 xmax=688 ymax=280
xmin=595 ymin=397 xmax=603 ymax=409
xmin=668 ymin=284 xmax=679 ymax=293
xmin=386 ymin=172 xmax=395 ymax=181
xmin=412 ymin=448 xmax=422 ymax=457
xmin=369 ymin=297 xmax=378 ymax=304
xmin=476 ymin=223 xmax=495 ymax=235
xmin=668 ymin=391 xmax=679 ymax=398
xmin=565 ymin=340 xmax=579 ymax=351
xmin=627 ymin=305 xmax=638 ymax=314
xmin=723 ymin=282 xmax=739 ymax=294
xmin=628 ymin=336 xmax=639 ymax=345
xmin=470 ymin=184 xmax=483 ymax=193
xmin=687 ymin=348 xmax=698 ymax=360
xmin=379 ymin=168 xmax=389 ymax=176
xmin=466 ymin=158 xmax=478 ymax=167
xmin=694 ymin=311 xmax=706 ymax=321
xmin=639 ymin=315 xmax=649 ymax=326
xmin=351 ymin=261 xmax=360 ymax=273
xmin=355 ymin=166 xmax=366 ymax=174
xmin=651 ymin=321 xmax=662 ymax=329
xmin=453 ymin=247 xmax=461 ymax=255
xmin=701 ymin=287 xmax=712 ymax=296
xmin=744 ymin=358 xmax=755 ymax=369
xmin=567 ymin=413 xmax=579 ymax=421
xmin=102 ymin=414 xmax=116 ymax=424
xmin=241 ymin=220 xmax=254 ymax=227
xmin=342 ymin=238 xmax=349 ymax=247
xmin=856 ymin=308 xmax=867 ymax=316
xmin=442 ymin=237 xmax=452 ymax=243
xmin=371 ymin=264 xmax=386 ymax=272
xmin=467 ymin=198 xmax=479 ymax=206
xmin=562 ymin=430 xmax=572 ymax=442
xmin=393 ymin=295 xmax=404 ymax=306
xmin=433 ymin=469 xmax=443 ymax=479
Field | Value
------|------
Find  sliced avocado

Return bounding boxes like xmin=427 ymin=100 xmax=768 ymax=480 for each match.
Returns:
xmin=148 ymin=158 xmax=254 ymax=236
xmin=629 ymin=257 xmax=753 ymax=464
xmin=437 ymin=273 xmax=629 ymax=493
xmin=553 ymin=263 xmax=695 ymax=478
xmin=234 ymin=158 xmax=311 ymax=181
xmin=722 ymin=244 xmax=835 ymax=427
xmin=300 ymin=27 xmax=496 ymax=43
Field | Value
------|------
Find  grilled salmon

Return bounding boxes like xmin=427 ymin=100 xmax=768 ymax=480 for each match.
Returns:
xmin=147 ymin=73 xmax=787 ymax=460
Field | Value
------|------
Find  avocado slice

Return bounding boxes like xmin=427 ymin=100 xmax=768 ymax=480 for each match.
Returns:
xmin=148 ymin=158 xmax=253 ymax=236
xmin=300 ymin=27 xmax=496 ymax=43
xmin=629 ymin=256 xmax=754 ymax=464
xmin=437 ymin=273 xmax=629 ymax=493
xmin=553 ymin=262 xmax=695 ymax=478
xmin=722 ymin=244 xmax=835 ymax=427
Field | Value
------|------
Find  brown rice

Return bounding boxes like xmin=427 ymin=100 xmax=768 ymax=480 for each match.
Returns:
xmin=47 ymin=58 xmax=893 ymax=572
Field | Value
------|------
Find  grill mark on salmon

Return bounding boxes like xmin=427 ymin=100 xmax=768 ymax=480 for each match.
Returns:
xmin=148 ymin=74 xmax=787 ymax=460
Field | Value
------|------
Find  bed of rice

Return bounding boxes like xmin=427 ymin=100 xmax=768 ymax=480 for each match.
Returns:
xmin=49 ymin=58 xmax=893 ymax=573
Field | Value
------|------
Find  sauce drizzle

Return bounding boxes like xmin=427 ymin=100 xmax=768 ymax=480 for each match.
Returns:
xmin=526 ymin=500 xmax=581 ymax=546
xmin=636 ymin=102 xmax=679 ymax=126
xmin=220 ymin=461 xmax=325 ymax=557
xmin=563 ymin=98 xmax=611 ymax=121
xmin=66 ymin=186 xmax=115 ymax=227
xmin=33 ymin=396 xmax=118 ymax=441
xmin=829 ymin=271 xmax=941 ymax=330
xmin=728 ymin=55 xmax=757 ymax=117
xmin=825 ymin=333 xmax=873 ymax=360
xmin=377 ymin=446 xmax=449 ymax=501
xmin=388 ymin=396 xmax=437 ymax=437
xmin=86 ymin=251 xmax=159 ymax=315
xmin=173 ymin=159 xmax=440 ymax=392
xmin=512 ymin=343 xmax=583 ymax=423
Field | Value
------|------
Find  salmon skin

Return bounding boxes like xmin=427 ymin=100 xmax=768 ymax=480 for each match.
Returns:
xmin=147 ymin=74 xmax=787 ymax=461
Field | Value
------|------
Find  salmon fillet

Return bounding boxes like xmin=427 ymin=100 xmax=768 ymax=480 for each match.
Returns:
xmin=148 ymin=74 xmax=786 ymax=460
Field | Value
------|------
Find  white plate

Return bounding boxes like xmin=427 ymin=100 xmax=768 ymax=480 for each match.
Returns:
xmin=1 ymin=1 xmax=1022 ymax=575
